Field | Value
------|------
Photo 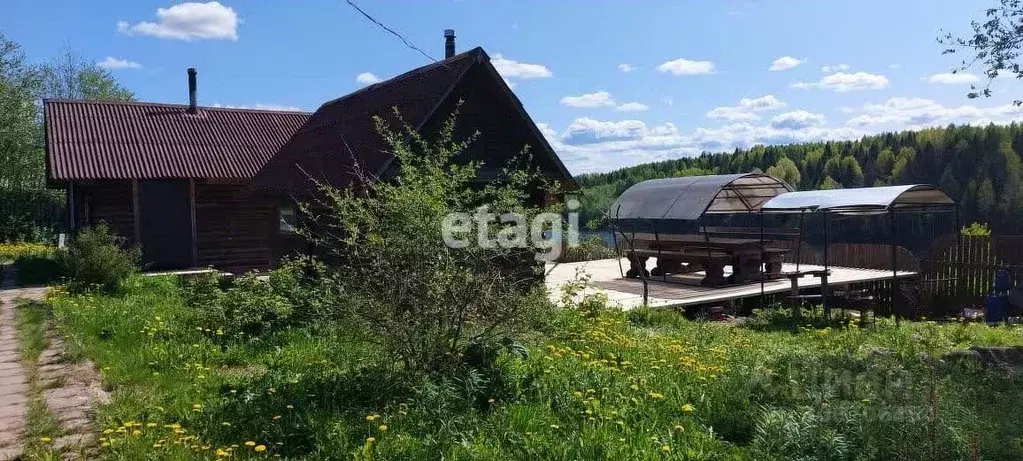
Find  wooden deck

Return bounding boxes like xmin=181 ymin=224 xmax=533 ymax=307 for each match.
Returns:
xmin=545 ymin=258 xmax=915 ymax=310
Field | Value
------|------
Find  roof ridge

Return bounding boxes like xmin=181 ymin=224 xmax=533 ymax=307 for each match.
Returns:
xmin=316 ymin=47 xmax=486 ymax=110
xmin=43 ymin=99 xmax=313 ymax=115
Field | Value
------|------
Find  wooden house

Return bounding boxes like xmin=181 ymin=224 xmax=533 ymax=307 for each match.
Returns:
xmin=44 ymin=33 xmax=575 ymax=271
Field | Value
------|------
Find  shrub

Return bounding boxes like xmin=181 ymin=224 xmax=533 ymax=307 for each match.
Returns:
xmin=302 ymin=108 xmax=560 ymax=375
xmin=960 ymin=222 xmax=991 ymax=236
xmin=182 ymin=272 xmax=293 ymax=338
xmin=57 ymin=223 xmax=140 ymax=293
xmin=558 ymin=235 xmax=616 ymax=262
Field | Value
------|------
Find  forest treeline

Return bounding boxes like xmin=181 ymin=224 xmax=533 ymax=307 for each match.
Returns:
xmin=576 ymin=123 xmax=1023 ymax=233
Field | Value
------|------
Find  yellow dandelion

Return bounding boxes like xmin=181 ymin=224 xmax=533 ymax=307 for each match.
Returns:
xmin=254 ymin=445 xmax=267 ymax=452
xmin=245 ymin=441 xmax=257 ymax=447
xmin=681 ymin=403 xmax=695 ymax=414
xmin=366 ymin=437 xmax=376 ymax=444
xmin=40 ymin=437 xmax=52 ymax=443
xmin=661 ymin=445 xmax=671 ymax=453
xmin=378 ymin=425 xmax=388 ymax=432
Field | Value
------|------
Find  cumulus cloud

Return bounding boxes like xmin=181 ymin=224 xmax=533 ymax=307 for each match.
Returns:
xmin=617 ymin=64 xmax=635 ymax=73
xmin=543 ymin=115 xmax=864 ymax=173
xmin=656 ymin=58 xmax=715 ymax=75
xmin=792 ymin=71 xmax=889 ymax=92
xmin=769 ymin=56 xmax=804 ymax=71
xmin=706 ymin=95 xmax=786 ymax=121
xmin=561 ymin=91 xmax=615 ymax=108
xmin=821 ymin=64 xmax=850 ymax=73
xmin=927 ymin=72 xmax=980 ymax=85
xmin=212 ymin=103 xmax=303 ymax=112
xmin=616 ymin=102 xmax=650 ymax=112
xmin=544 ymin=96 xmax=1023 ymax=174
xmin=844 ymin=97 xmax=1023 ymax=129
xmin=770 ymin=110 xmax=826 ymax=129
xmin=97 ymin=57 xmax=141 ymax=70
xmin=355 ymin=72 xmax=382 ymax=86
xmin=116 ymin=1 xmax=238 ymax=41
xmin=491 ymin=54 xmax=552 ymax=79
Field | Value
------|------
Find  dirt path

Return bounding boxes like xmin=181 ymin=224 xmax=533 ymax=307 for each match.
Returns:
xmin=0 ymin=287 xmax=47 ymax=461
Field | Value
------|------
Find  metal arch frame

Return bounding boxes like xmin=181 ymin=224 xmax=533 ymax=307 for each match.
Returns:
xmin=759 ymin=200 xmax=960 ymax=321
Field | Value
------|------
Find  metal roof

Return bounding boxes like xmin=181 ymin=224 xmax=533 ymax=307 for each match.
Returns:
xmin=45 ymin=100 xmax=310 ymax=181
xmin=249 ymin=47 xmax=575 ymax=192
xmin=761 ymin=184 xmax=955 ymax=214
xmin=610 ymin=173 xmax=794 ymax=221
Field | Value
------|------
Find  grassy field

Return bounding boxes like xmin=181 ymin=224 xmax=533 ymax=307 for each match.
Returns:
xmin=42 ymin=275 xmax=1023 ymax=461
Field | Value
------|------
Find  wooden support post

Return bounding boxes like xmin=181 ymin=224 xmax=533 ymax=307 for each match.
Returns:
xmin=189 ymin=179 xmax=198 ymax=267
xmin=789 ymin=276 xmax=801 ymax=319
xmin=132 ymin=179 xmax=140 ymax=245
xmin=67 ymin=182 xmax=76 ymax=233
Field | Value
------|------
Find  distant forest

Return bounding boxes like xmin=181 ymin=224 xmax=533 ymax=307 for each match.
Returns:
xmin=576 ymin=123 xmax=1023 ymax=235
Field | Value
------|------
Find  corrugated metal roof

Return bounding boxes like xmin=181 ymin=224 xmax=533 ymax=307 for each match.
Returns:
xmin=45 ymin=100 xmax=311 ymax=181
xmin=249 ymin=47 xmax=484 ymax=192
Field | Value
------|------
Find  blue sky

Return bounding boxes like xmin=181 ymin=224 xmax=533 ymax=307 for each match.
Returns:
xmin=5 ymin=0 xmax=1023 ymax=174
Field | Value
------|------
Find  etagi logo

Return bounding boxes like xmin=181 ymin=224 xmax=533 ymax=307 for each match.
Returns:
xmin=441 ymin=199 xmax=581 ymax=261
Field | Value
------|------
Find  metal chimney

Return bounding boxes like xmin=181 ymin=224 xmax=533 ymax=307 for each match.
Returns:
xmin=444 ymin=29 xmax=455 ymax=58
xmin=187 ymin=68 xmax=198 ymax=114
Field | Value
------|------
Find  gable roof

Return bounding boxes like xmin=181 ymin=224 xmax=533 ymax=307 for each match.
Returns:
xmin=45 ymin=100 xmax=310 ymax=181
xmin=250 ymin=46 xmax=575 ymax=192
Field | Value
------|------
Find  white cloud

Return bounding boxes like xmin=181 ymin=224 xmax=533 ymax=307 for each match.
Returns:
xmin=560 ymin=91 xmax=615 ymax=108
xmin=821 ymin=64 xmax=850 ymax=73
xmin=706 ymin=107 xmax=761 ymax=121
xmin=706 ymin=95 xmax=786 ymax=120
xmin=617 ymin=64 xmax=635 ymax=73
xmin=616 ymin=102 xmax=650 ymax=112
xmin=97 ymin=57 xmax=141 ymax=70
xmin=844 ymin=97 xmax=1023 ymax=129
xmin=491 ymin=54 xmax=552 ymax=79
xmin=212 ymin=103 xmax=303 ymax=112
xmin=355 ymin=72 xmax=382 ymax=86
xmin=116 ymin=2 xmax=238 ymax=41
xmin=770 ymin=110 xmax=826 ymax=129
xmin=792 ymin=71 xmax=889 ymax=92
xmin=656 ymin=58 xmax=715 ymax=75
xmin=661 ymin=97 xmax=674 ymax=107
xmin=769 ymin=56 xmax=804 ymax=71
xmin=544 ymin=115 xmax=865 ymax=174
xmin=927 ymin=72 xmax=980 ymax=85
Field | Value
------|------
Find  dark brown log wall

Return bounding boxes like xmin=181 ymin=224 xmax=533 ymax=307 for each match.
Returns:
xmin=194 ymin=183 xmax=274 ymax=271
xmin=74 ymin=181 xmax=136 ymax=244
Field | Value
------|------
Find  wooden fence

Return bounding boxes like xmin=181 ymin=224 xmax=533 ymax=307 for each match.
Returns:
xmin=777 ymin=234 xmax=1023 ymax=317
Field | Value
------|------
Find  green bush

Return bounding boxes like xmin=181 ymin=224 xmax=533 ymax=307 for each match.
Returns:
xmin=57 ymin=223 xmax=140 ymax=293
xmin=558 ymin=235 xmax=616 ymax=263
xmin=181 ymin=258 xmax=329 ymax=338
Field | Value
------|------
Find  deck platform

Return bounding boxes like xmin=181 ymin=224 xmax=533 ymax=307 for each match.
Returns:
xmin=545 ymin=258 xmax=914 ymax=310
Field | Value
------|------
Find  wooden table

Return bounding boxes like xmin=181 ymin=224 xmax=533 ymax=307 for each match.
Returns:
xmin=616 ymin=232 xmax=789 ymax=286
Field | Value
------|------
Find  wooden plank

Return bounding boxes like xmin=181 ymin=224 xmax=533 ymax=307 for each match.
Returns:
xmin=132 ymin=179 xmax=140 ymax=245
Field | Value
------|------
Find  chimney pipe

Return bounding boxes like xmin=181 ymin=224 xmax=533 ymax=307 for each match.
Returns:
xmin=444 ymin=29 xmax=455 ymax=58
xmin=187 ymin=68 xmax=197 ymax=114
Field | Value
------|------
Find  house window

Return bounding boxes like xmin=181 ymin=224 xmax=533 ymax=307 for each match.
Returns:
xmin=279 ymin=207 xmax=297 ymax=234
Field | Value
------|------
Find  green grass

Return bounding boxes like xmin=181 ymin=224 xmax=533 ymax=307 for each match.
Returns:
xmin=14 ymin=300 xmax=65 ymax=461
xmin=44 ymin=275 xmax=1023 ymax=460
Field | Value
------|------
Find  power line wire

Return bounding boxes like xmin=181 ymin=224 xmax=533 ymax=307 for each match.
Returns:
xmin=344 ymin=0 xmax=438 ymax=62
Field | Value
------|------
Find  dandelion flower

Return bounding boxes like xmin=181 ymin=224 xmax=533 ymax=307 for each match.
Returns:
xmin=674 ymin=425 xmax=685 ymax=432
xmin=681 ymin=403 xmax=695 ymax=414
xmin=366 ymin=437 xmax=376 ymax=444
xmin=40 ymin=437 xmax=52 ymax=443
xmin=254 ymin=445 xmax=267 ymax=452
xmin=245 ymin=441 xmax=257 ymax=447
xmin=661 ymin=445 xmax=671 ymax=453
xmin=378 ymin=425 xmax=388 ymax=432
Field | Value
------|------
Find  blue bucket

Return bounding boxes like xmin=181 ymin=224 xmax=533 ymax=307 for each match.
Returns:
xmin=986 ymin=294 xmax=1007 ymax=324
xmin=995 ymin=269 xmax=1013 ymax=291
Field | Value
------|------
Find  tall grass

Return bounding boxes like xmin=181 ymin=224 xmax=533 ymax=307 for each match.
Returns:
xmin=45 ymin=276 xmax=1023 ymax=460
